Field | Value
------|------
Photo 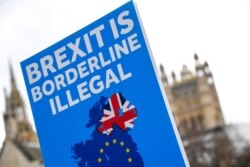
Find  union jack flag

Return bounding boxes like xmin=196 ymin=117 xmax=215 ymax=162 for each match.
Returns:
xmin=98 ymin=93 xmax=138 ymax=135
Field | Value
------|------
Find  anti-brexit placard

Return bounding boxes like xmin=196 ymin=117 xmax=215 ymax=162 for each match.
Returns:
xmin=21 ymin=1 xmax=189 ymax=167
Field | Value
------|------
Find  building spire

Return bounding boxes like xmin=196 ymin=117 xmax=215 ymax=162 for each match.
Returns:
xmin=171 ymin=71 xmax=176 ymax=83
xmin=9 ymin=61 xmax=17 ymax=91
xmin=194 ymin=53 xmax=200 ymax=66
xmin=160 ymin=64 xmax=168 ymax=86
xmin=9 ymin=60 xmax=17 ymax=90
xmin=194 ymin=53 xmax=199 ymax=61
xmin=7 ymin=61 xmax=28 ymax=121
xmin=181 ymin=64 xmax=192 ymax=80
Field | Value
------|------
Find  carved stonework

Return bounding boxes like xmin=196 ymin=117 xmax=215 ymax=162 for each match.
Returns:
xmin=160 ymin=54 xmax=225 ymax=138
xmin=0 ymin=63 xmax=43 ymax=166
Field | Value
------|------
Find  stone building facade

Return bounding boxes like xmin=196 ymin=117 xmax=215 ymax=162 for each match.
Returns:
xmin=0 ymin=64 xmax=43 ymax=167
xmin=160 ymin=54 xmax=225 ymax=138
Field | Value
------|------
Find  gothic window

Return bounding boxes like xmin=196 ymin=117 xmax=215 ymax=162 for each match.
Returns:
xmin=198 ymin=115 xmax=204 ymax=131
xmin=16 ymin=107 xmax=24 ymax=121
xmin=191 ymin=117 xmax=197 ymax=132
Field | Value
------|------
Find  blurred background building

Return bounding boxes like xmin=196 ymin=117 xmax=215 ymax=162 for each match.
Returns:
xmin=160 ymin=54 xmax=250 ymax=167
xmin=0 ymin=65 xmax=43 ymax=167
xmin=161 ymin=53 xmax=225 ymax=138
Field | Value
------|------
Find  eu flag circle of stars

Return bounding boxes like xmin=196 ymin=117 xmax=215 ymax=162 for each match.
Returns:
xmin=97 ymin=138 xmax=134 ymax=164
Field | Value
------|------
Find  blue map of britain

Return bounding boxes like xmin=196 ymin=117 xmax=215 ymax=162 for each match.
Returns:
xmin=71 ymin=93 xmax=144 ymax=167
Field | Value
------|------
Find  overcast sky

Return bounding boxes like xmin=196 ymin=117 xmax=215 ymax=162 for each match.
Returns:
xmin=0 ymin=0 xmax=249 ymax=148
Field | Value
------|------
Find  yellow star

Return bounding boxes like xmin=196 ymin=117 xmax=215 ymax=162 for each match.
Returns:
xmin=105 ymin=142 xmax=109 ymax=147
xmin=97 ymin=157 xmax=102 ymax=163
xmin=112 ymin=139 xmax=117 ymax=144
xmin=128 ymin=157 xmax=133 ymax=163
xmin=99 ymin=148 xmax=104 ymax=154
xmin=120 ymin=141 xmax=125 ymax=146
xmin=126 ymin=148 xmax=130 ymax=153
